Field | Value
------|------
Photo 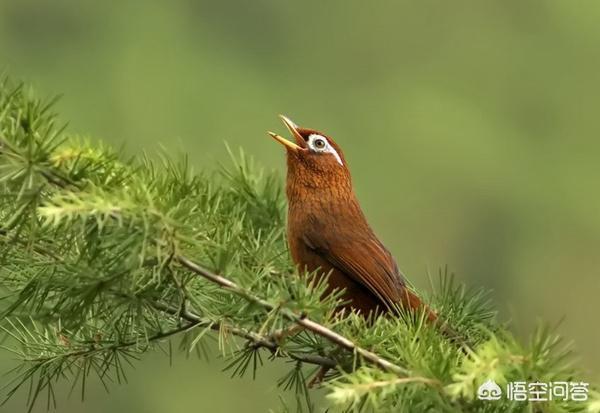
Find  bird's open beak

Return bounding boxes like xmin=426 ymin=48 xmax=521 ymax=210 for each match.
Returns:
xmin=267 ymin=115 xmax=306 ymax=152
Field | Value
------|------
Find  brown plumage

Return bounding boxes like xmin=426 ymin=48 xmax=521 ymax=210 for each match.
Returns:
xmin=268 ymin=115 xmax=438 ymax=321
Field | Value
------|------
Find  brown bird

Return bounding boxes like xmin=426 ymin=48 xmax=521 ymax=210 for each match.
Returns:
xmin=268 ymin=115 xmax=438 ymax=322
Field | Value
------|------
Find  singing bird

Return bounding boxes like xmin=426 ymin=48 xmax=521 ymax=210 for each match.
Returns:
xmin=268 ymin=115 xmax=438 ymax=321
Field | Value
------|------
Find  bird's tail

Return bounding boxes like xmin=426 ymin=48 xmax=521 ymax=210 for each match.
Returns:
xmin=400 ymin=288 xmax=466 ymax=345
xmin=401 ymin=288 xmax=438 ymax=322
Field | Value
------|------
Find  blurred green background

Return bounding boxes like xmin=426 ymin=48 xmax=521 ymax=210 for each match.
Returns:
xmin=1 ymin=0 xmax=599 ymax=411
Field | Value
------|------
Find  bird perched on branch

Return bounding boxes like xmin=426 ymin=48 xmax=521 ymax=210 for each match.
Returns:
xmin=268 ymin=115 xmax=439 ymax=323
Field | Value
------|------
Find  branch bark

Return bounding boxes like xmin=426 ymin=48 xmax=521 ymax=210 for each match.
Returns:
xmin=149 ymin=299 xmax=337 ymax=369
xmin=176 ymin=256 xmax=409 ymax=376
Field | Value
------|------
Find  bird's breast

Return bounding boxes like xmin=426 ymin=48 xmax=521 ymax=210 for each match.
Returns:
xmin=286 ymin=222 xmax=383 ymax=315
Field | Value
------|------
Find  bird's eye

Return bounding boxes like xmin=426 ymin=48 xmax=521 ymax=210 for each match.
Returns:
xmin=307 ymin=134 xmax=344 ymax=165
xmin=313 ymin=138 xmax=326 ymax=149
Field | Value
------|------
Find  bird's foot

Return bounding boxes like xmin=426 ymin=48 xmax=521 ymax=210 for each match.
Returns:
xmin=269 ymin=324 xmax=303 ymax=345
xmin=307 ymin=366 xmax=330 ymax=388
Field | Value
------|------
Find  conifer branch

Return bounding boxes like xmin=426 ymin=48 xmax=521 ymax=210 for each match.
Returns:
xmin=0 ymin=230 xmax=339 ymax=370
xmin=149 ymin=299 xmax=337 ymax=369
xmin=176 ymin=256 xmax=408 ymax=375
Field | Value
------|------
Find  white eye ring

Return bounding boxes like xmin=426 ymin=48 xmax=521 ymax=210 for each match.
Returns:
xmin=313 ymin=137 xmax=326 ymax=149
xmin=307 ymin=134 xmax=343 ymax=166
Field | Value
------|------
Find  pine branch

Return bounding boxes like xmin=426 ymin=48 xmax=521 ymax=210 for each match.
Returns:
xmin=149 ymin=299 xmax=337 ymax=369
xmin=0 ymin=229 xmax=339 ymax=370
xmin=176 ymin=256 xmax=409 ymax=376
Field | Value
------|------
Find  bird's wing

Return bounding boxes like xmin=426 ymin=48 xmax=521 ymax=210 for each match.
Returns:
xmin=302 ymin=230 xmax=406 ymax=310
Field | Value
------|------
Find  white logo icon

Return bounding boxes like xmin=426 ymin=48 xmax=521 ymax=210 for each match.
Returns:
xmin=478 ymin=379 xmax=502 ymax=401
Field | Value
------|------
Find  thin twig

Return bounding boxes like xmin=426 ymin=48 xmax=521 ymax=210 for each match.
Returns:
xmin=343 ymin=376 xmax=441 ymax=392
xmin=176 ymin=256 xmax=409 ymax=376
xmin=150 ymin=300 xmax=337 ymax=369
xmin=27 ymin=322 xmax=199 ymax=363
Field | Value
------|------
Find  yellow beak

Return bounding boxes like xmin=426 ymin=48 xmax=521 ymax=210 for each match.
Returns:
xmin=267 ymin=131 xmax=302 ymax=151
xmin=267 ymin=114 xmax=305 ymax=151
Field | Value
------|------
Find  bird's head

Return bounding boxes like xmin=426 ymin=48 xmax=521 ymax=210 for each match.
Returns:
xmin=268 ymin=115 xmax=351 ymax=194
